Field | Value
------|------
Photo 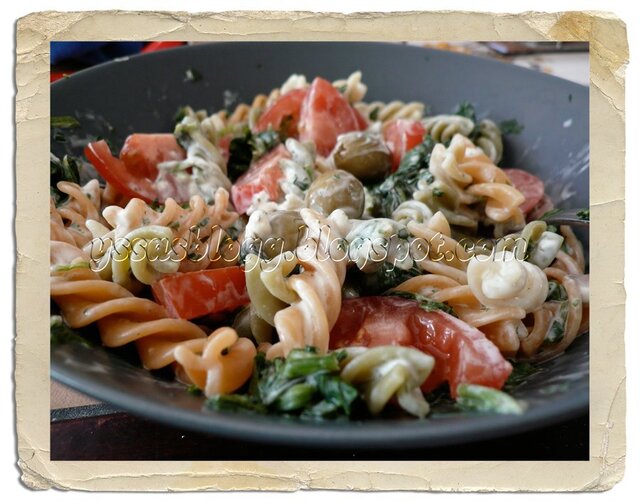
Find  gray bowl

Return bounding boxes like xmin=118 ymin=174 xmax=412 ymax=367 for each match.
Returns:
xmin=51 ymin=42 xmax=589 ymax=449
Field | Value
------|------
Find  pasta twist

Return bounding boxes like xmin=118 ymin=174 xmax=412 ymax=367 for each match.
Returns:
xmin=333 ymin=71 xmax=368 ymax=104
xmin=475 ymin=119 xmax=504 ymax=165
xmin=50 ymin=267 xmax=256 ymax=395
xmin=85 ymin=189 xmax=239 ymax=288
xmin=246 ymin=209 xmax=349 ymax=359
xmin=354 ymin=100 xmax=425 ymax=125
xmin=422 ymin=114 xmax=475 ymax=143
xmin=156 ymin=111 xmax=231 ymax=202
xmin=51 ymin=180 xmax=104 ymax=247
xmin=340 ymin=346 xmax=435 ymax=418
xmin=173 ymin=327 xmax=257 ymax=396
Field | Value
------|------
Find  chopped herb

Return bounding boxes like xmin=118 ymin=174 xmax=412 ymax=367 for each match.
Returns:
xmin=195 ymin=217 xmax=210 ymax=229
xmin=544 ymin=302 xmax=569 ymax=345
xmin=576 ymin=208 xmax=589 ymax=220
xmin=50 ymin=154 xmax=81 ymax=205
xmin=206 ymin=348 xmax=360 ymax=419
xmin=344 ymin=263 xmax=422 ymax=296
xmin=432 ymin=188 xmax=444 ymax=198
xmin=369 ymin=136 xmax=436 ymax=217
xmin=169 ymin=221 xmax=180 ymax=230
xmin=186 ymin=384 xmax=202 ymax=396
xmin=539 ymin=208 xmax=562 ymax=221
xmin=503 ymin=361 xmax=540 ymax=391
xmin=456 ymin=383 xmax=525 ymax=414
xmin=227 ymin=127 xmax=281 ymax=181
xmin=498 ymin=119 xmax=524 ymax=135
xmin=184 ymin=67 xmax=202 ymax=82
xmin=453 ymin=101 xmax=477 ymax=122
xmin=187 ymin=252 xmax=201 ymax=261
xmin=51 ymin=116 xmax=80 ymax=129
xmin=50 ymin=316 xmax=92 ymax=347
xmin=546 ymin=280 xmax=568 ymax=302
xmin=335 ymin=83 xmax=347 ymax=94
xmin=53 ymin=261 xmax=90 ymax=272
xmin=385 ymin=290 xmax=456 ymax=316
xmin=369 ymin=107 xmax=380 ymax=121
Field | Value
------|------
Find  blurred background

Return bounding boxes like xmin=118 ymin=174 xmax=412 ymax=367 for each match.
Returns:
xmin=51 ymin=41 xmax=589 ymax=85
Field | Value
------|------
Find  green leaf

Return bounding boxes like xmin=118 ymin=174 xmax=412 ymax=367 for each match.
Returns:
xmin=576 ymin=208 xmax=589 ymax=220
xmin=453 ymin=101 xmax=477 ymax=122
xmin=498 ymin=119 xmax=524 ymax=135
xmin=546 ymin=280 xmax=568 ymax=302
xmin=385 ymin=290 xmax=456 ymax=316
xmin=50 ymin=316 xmax=92 ymax=347
xmin=456 ymin=383 xmax=524 ymax=414
xmin=51 ymin=116 xmax=80 ymax=129
xmin=227 ymin=128 xmax=281 ymax=181
xmin=205 ymin=394 xmax=266 ymax=414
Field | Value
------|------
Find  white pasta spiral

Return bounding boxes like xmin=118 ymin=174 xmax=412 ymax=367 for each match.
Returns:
xmin=354 ymin=100 xmax=425 ymax=125
xmin=333 ymin=71 xmax=368 ymax=104
xmin=475 ymin=119 xmax=504 ymax=165
xmin=467 ymin=250 xmax=548 ymax=313
xmin=422 ymin=114 xmax=475 ymax=143
xmin=340 ymin=346 xmax=435 ymax=418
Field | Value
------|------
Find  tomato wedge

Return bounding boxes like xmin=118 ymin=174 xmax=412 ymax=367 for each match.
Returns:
xmin=329 ymin=297 xmax=513 ymax=397
xmin=383 ymin=119 xmax=426 ymax=172
xmin=231 ymin=144 xmax=290 ymax=214
xmin=256 ymin=88 xmax=307 ymax=138
xmin=503 ymin=168 xmax=545 ymax=215
xmin=152 ymin=267 xmax=249 ymax=320
xmin=84 ymin=140 xmax=159 ymax=203
xmin=298 ymin=77 xmax=365 ymax=156
xmin=120 ymin=133 xmax=185 ymax=179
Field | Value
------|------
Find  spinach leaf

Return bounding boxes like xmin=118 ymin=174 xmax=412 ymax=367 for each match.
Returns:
xmin=456 ymin=383 xmax=524 ymax=414
xmin=368 ymin=136 xmax=436 ymax=217
xmin=384 ymin=290 xmax=456 ymax=316
xmin=453 ymin=101 xmax=477 ymax=122
xmin=50 ymin=316 xmax=92 ymax=347
xmin=50 ymin=154 xmax=81 ymax=205
xmin=498 ymin=119 xmax=524 ymax=135
xmin=51 ymin=116 xmax=80 ymax=129
xmin=206 ymin=347 xmax=359 ymax=419
xmin=227 ymin=128 xmax=281 ymax=181
xmin=344 ymin=263 xmax=423 ymax=296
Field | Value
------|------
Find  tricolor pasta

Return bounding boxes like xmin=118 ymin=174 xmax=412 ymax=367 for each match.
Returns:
xmin=50 ymin=70 xmax=588 ymax=419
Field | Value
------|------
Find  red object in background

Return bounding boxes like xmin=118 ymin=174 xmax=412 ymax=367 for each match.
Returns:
xmin=384 ymin=119 xmax=426 ymax=172
xmin=141 ymin=41 xmax=186 ymax=53
xmin=51 ymin=42 xmax=186 ymax=82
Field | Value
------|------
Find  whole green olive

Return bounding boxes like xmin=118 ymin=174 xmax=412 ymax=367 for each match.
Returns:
xmin=332 ymin=132 xmax=392 ymax=184
xmin=262 ymin=210 xmax=305 ymax=259
xmin=305 ymin=170 xmax=365 ymax=219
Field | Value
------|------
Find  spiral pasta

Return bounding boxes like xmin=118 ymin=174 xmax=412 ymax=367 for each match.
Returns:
xmin=85 ymin=188 xmax=239 ymax=288
xmin=354 ymin=100 xmax=425 ymax=125
xmin=51 ymin=266 xmax=255 ymax=395
xmin=340 ymin=346 xmax=435 ymax=418
xmin=51 ymin=180 xmax=104 ymax=247
xmin=333 ymin=71 xmax=368 ymax=104
xmin=247 ymin=209 xmax=348 ymax=358
xmin=422 ymin=114 xmax=475 ymax=144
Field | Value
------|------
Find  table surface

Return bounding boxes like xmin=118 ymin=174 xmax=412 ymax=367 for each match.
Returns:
xmin=50 ymin=43 xmax=590 ymax=461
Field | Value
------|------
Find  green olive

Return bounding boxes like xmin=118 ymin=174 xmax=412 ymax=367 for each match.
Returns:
xmin=333 ymin=132 xmax=392 ymax=184
xmin=305 ymin=170 xmax=365 ymax=219
xmin=262 ymin=210 xmax=304 ymax=259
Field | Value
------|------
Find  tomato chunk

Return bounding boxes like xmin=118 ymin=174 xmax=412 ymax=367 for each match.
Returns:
xmin=298 ymin=77 xmax=365 ymax=156
xmin=256 ymin=88 xmax=307 ymax=138
xmin=85 ymin=140 xmax=159 ymax=203
xmin=231 ymin=144 xmax=290 ymax=214
xmin=120 ymin=133 xmax=185 ymax=179
xmin=329 ymin=297 xmax=513 ymax=397
xmin=384 ymin=119 xmax=426 ymax=172
xmin=152 ymin=267 xmax=249 ymax=320
xmin=503 ymin=168 xmax=545 ymax=215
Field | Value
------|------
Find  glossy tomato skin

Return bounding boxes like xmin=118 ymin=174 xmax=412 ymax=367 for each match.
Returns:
xmin=329 ymin=297 xmax=513 ymax=397
xmin=119 ymin=133 xmax=185 ymax=179
xmin=231 ymin=144 xmax=291 ymax=214
xmin=503 ymin=168 xmax=545 ymax=215
xmin=298 ymin=77 xmax=366 ymax=156
xmin=383 ymin=120 xmax=426 ymax=171
xmin=152 ymin=266 xmax=249 ymax=320
xmin=85 ymin=140 xmax=159 ymax=203
xmin=256 ymin=88 xmax=307 ymax=138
